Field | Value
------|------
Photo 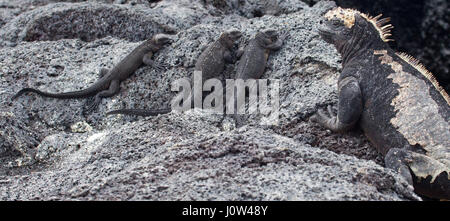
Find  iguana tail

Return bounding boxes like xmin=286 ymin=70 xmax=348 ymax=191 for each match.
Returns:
xmin=106 ymin=108 xmax=171 ymax=116
xmin=12 ymin=87 xmax=98 ymax=100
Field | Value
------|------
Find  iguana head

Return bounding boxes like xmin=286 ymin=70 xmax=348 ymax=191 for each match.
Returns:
xmin=153 ymin=34 xmax=175 ymax=45
xmin=225 ymin=29 xmax=242 ymax=41
xmin=220 ymin=29 xmax=242 ymax=49
xmin=319 ymin=7 xmax=393 ymax=54
xmin=262 ymin=29 xmax=278 ymax=40
xmin=253 ymin=29 xmax=278 ymax=46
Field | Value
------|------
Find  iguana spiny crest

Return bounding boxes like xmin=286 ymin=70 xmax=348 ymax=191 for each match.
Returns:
xmin=324 ymin=7 xmax=394 ymax=42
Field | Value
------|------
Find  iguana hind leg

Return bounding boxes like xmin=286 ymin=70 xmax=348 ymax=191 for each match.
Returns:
xmin=385 ymin=147 xmax=450 ymax=199
xmin=385 ymin=148 xmax=414 ymax=185
xmin=84 ymin=80 xmax=120 ymax=113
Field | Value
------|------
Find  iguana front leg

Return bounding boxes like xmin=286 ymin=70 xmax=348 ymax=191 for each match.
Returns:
xmin=223 ymin=49 xmax=235 ymax=64
xmin=311 ymin=76 xmax=363 ymax=132
xmin=99 ymin=68 xmax=110 ymax=78
xmin=264 ymin=32 xmax=288 ymax=51
xmin=143 ymin=52 xmax=167 ymax=71
xmin=235 ymin=46 xmax=245 ymax=59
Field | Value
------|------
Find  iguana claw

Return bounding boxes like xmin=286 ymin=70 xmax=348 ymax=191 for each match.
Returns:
xmin=83 ymin=97 xmax=100 ymax=114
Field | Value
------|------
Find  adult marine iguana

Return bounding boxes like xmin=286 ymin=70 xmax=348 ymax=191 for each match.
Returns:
xmin=311 ymin=7 xmax=449 ymax=199
xmin=106 ymin=29 xmax=242 ymax=116
xmin=12 ymin=34 xmax=174 ymax=113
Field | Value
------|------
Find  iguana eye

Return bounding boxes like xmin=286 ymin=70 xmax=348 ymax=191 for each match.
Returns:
xmin=332 ymin=20 xmax=341 ymax=26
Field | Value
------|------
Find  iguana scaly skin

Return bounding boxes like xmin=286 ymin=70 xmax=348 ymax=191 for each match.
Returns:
xmin=311 ymin=7 xmax=450 ymax=199
xmin=106 ymin=29 xmax=242 ymax=116
xmin=12 ymin=34 xmax=174 ymax=113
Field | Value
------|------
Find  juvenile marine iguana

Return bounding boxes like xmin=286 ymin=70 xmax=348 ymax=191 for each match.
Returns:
xmin=12 ymin=34 xmax=174 ymax=113
xmin=106 ymin=29 xmax=242 ymax=116
xmin=227 ymin=29 xmax=287 ymax=126
xmin=235 ymin=29 xmax=286 ymax=80
xmin=311 ymin=7 xmax=450 ymax=199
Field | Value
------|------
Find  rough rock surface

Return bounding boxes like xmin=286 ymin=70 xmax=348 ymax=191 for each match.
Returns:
xmin=0 ymin=0 xmax=420 ymax=200
xmin=0 ymin=110 xmax=418 ymax=200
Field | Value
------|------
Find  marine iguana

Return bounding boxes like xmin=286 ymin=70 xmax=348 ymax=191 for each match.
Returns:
xmin=106 ymin=29 xmax=242 ymax=116
xmin=235 ymin=29 xmax=286 ymax=80
xmin=195 ymin=29 xmax=242 ymax=84
xmin=227 ymin=29 xmax=287 ymax=126
xmin=12 ymin=34 xmax=174 ymax=113
xmin=311 ymin=7 xmax=450 ymax=199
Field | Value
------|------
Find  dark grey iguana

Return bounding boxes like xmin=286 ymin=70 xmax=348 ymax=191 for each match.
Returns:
xmin=235 ymin=29 xmax=286 ymax=80
xmin=195 ymin=29 xmax=242 ymax=84
xmin=228 ymin=29 xmax=287 ymax=126
xmin=12 ymin=34 xmax=174 ymax=113
xmin=106 ymin=29 xmax=242 ymax=116
xmin=311 ymin=7 xmax=449 ymax=199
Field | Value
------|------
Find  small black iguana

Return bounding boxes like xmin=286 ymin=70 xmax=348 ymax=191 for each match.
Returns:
xmin=311 ymin=7 xmax=449 ymax=199
xmin=12 ymin=34 xmax=174 ymax=113
xmin=228 ymin=29 xmax=287 ymax=126
xmin=106 ymin=29 xmax=242 ymax=116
